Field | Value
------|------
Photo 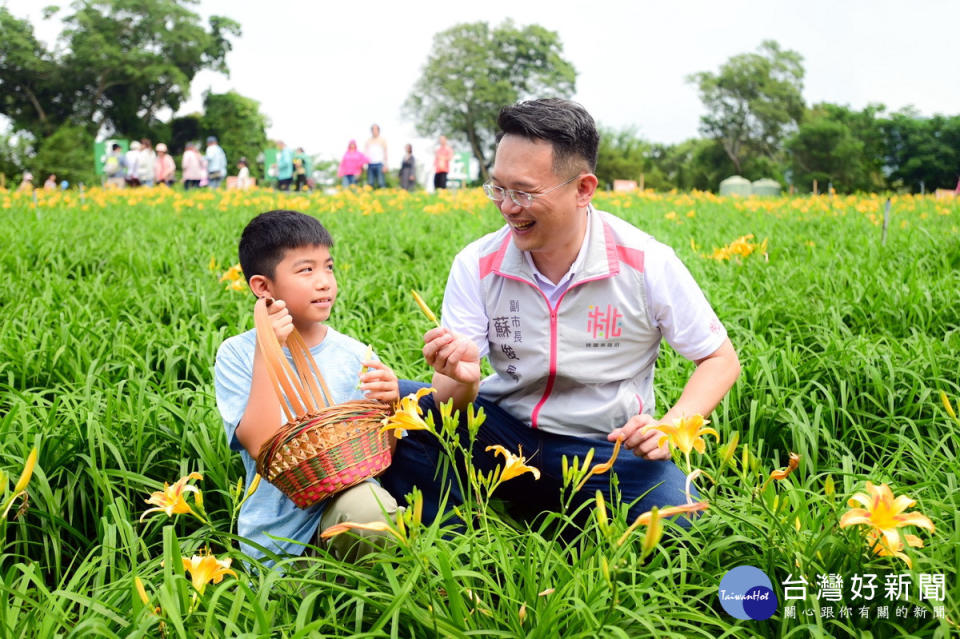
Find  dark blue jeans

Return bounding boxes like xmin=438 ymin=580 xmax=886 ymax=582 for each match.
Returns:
xmin=367 ymin=163 xmax=384 ymax=188
xmin=380 ymin=381 xmax=695 ymax=528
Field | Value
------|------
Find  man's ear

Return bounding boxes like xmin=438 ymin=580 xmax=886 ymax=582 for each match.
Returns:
xmin=576 ymin=173 xmax=599 ymax=207
xmin=248 ymin=274 xmax=272 ymax=298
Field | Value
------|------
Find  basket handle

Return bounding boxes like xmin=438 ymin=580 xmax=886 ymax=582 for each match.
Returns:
xmin=253 ymin=299 xmax=336 ymax=421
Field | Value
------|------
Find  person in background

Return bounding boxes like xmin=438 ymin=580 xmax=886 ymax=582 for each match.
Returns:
xmin=274 ymin=141 xmax=294 ymax=191
xmin=433 ymin=135 xmax=454 ymax=190
xmin=44 ymin=174 xmax=57 ymax=190
xmin=399 ymin=144 xmax=416 ymax=192
xmin=137 ymin=139 xmax=157 ymax=187
xmin=237 ymin=157 xmax=252 ymax=189
xmin=182 ymin=142 xmax=205 ymax=190
xmin=337 ymin=140 xmax=367 ymax=188
xmin=104 ymin=143 xmax=127 ymax=188
xmin=17 ymin=172 xmax=33 ymax=192
xmin=293 ymin=147 xmax=309 ymax=192
xmin=125 ymin=141 xmax=141 ymax=187
xmin=205 ymin=136 xmax=227 ymax=189
xmin=364 ymin=124 xmax=388 ymax=189
xmin=154 ymin=143 xmax=176 ymax=187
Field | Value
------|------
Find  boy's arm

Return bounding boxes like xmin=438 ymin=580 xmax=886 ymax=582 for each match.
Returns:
xmin=235 ymin=298 xmax=294 ymax=459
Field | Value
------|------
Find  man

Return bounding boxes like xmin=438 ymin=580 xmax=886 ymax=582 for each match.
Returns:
xmin=383 ymin=98 xmax=740 ymax=526
xmin=103 ymin=143 xmax=127 ymax=188
xmin=205 ymin=136 xmax=227 ymax=189
xmin=364 ymin=124 xmax=388 ymax=189
xmin=433 ymin=135 xmax=454 ymax=190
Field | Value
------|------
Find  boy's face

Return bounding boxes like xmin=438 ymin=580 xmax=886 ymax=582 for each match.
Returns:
xmin=263 ymin=244 xmax=337 ymax=325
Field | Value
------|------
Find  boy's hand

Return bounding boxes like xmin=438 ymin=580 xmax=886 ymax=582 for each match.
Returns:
xmin=608 ymin=414 xmax=671 ymax=460
xmin=358 ymin=360 xmax=399 ymax=403
xmin=257 ymin=297 xmax=294 ymax=344
xmin=423 ymin=327 xmax=481 ymax=384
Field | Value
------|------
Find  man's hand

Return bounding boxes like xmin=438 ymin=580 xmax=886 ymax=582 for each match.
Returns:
xmin=358 ymin=360 xmax=399 ymax=403
xmin=258 ymin=297 xmax=294 ymax=344
xmin=423 ymin=327 xmax=481 ymax=384
xmin=608 ymin=414 xmax=671 ymax=460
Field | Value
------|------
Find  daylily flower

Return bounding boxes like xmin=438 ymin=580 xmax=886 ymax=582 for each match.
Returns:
xmin=380 ymin=387 xmax=435 ymax=438
xmin=643 ymin=414 xmax=717 ymax=471
xmin=486 ymin=444 xmax=541 ymax=483
xmin=839 ymin=482 xmax=935 ymax=564
xmin=865 ymin=529 xmax=925 ymax=568
xmin=182 ymin=551 xmax=237 ymax=595
xmin=617 ymin=501 xmax=709 ymax=546
xmin=140 ymin=472 xmax=207 ymax=523
xmin=769 ymin=452 xmax=801 ymax=480
xmin=320 ymin=519 xmax=403 ymax=541
xmin=13 ymin=447 xmax=38 ymax=493
xmin=573 ymin=438 xmax=622 ymax=492
xmin=218 ymin=263 xmax=243 ymax=283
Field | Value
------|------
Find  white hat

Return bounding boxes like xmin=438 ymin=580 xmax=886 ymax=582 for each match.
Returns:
xmin=130 ymin=141 xmax=142 ymax=151
xmin=156 ymin=143 xmax=167 ymax=152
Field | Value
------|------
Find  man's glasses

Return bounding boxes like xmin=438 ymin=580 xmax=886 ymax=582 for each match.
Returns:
xmin=482 ymin=173 xmax=580 ymax=208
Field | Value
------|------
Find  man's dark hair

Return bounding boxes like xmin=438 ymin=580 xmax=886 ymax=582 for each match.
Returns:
xmin=111 ymin=143 xmax=121 ymax=151
xmin=497 ymin=98 xmax=599 ymax=174
xmin=238 ymin=209 xmax=334 ymax=281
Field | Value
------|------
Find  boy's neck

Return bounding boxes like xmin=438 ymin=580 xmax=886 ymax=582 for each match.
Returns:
xmin=295 ymin=322 xmax=328 ymax=348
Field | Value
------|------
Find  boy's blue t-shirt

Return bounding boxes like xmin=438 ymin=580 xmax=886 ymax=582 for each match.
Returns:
xmin=214 ymin=326 xmax=374 ymax=562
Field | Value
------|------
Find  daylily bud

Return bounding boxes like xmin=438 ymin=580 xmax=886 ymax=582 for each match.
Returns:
xmin=14 ymin=448 xmax=38 ymax=493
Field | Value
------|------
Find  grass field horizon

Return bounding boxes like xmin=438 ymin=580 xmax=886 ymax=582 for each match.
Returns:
xmin=1 ymin=185 xmax=957 ymax=637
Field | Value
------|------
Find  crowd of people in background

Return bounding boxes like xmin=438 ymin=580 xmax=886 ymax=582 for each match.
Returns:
xmin=18 ymin=124 xmax=460 ymax=193
xmin=335 ymin=124 xmax=457 ymax=192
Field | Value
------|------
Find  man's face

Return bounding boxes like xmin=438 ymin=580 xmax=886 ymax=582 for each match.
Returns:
xmin=490 ymin=134 xmax=584 ymax=258
xmin=439 ymin=136 xmax=447 ymax=146
xmin=371 ymin=125 xmax=380 ymax=137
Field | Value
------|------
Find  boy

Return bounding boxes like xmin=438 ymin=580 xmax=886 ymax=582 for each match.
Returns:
xmin=215 ymin=209 xmax=400 ymax=565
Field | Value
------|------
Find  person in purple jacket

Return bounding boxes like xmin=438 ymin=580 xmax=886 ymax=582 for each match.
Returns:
xmin=382 ymin=98 xmax=740 ymax=529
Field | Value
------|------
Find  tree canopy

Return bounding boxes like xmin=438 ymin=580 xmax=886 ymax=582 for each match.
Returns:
xmin=689 ymin=40 xmax=805 ymax=175
xmin=404 ymin=20 xmax=576 ymax=180
xmin=0 ymin=0 xmax=240 ymax=141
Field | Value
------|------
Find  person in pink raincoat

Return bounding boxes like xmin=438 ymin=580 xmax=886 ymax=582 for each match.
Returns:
xmin=337 ymin=140 xmax=368 ymax=188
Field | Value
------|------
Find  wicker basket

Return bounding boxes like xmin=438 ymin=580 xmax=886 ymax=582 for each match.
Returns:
xmin=252 ymin=302 xmax=393 ymax=509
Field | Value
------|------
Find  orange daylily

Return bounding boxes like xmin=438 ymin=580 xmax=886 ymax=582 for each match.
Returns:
xmin=182 ymin=551 xmax=237 ymax=595
xmin=319 ymin=519 xmax=403 ymax=542
xmin=617 ymin=501 xmax=709 ymax=546
xmin=380 ymin=387 xmax=435 ymax=438
xmin=140 ymin=472 xmax=207 ymax=523
xmin=839 ymin=482 xmax=935 ymax=564
xmin=769 ymin=452 xmax=801 ymax=480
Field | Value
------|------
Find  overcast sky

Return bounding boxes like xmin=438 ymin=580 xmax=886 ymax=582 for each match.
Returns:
xmin=5 ymin=0 xmax=958 ymax=162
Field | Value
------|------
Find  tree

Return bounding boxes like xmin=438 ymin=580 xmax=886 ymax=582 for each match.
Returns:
xmin=202 ymin=91 xmax=269 ymax=178
xmin=688 ymin=40 xmax=805 ymax=176
xmin=595 ymin=126 xmax=651 ymax=190
xmin=33 ymin=124 xmax=96 ymax=187
xmin=785 ymin=103 xmax=886 ymax=192
xmin=881 ymin=109 xmax=960 ymax=192
xmin=0 ymin=1 xmax=240 ymax=141
xmin=405 ymin=20 xmax=576 ymax=180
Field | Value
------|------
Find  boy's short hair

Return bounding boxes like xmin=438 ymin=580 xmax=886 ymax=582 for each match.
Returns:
xmin=238 ymin=210 xmax=334 ymax=282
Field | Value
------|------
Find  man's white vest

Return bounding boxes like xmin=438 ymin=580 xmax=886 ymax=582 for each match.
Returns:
xmin=476 ymin=208 xmax=662 ymax=439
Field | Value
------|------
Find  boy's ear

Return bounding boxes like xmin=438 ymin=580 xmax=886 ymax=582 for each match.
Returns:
xmin=248 ymin=274 xmax=272 ymax=298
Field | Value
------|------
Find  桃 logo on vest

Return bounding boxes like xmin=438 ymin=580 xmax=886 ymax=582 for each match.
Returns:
xmin=586 ymin=304 xmax=623 ymax=348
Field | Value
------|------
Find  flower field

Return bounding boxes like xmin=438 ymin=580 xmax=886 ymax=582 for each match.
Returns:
xmin=1 ymin=185 xmax=958 ymax=637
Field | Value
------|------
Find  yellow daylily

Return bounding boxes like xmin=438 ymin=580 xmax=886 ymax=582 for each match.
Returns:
xmin=865 ymin=529 xmax=925 ymax=568
xmin=140 ymin=472 xmax=207 ymax=523
xmin=319 ymin=519 xmax=404 ymax=542
xmin=486 ymin=444 xmax=541 ymax=483
xmin=182 ymin=551 xmax=237 ymax=595
xmin=643 ymin=414 xmax=717 ymax=471
xmin=617 ymin=501 xmax=709 ymax=546
xmin=573 ymin=438 xmax=622 ymax=492
xmin=839 ymin=482 xmax=935 ymax=563
xmin=13 ymin=447 xmax=38 ymax=493
xmin=411 ymin=289 xmax=441 ymax=327
xmin=380 ymin=387 xmax=435 ymax=438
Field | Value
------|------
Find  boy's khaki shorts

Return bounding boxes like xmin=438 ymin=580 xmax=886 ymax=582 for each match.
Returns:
xmin=310 ymin=481 xmax=400 ymax=562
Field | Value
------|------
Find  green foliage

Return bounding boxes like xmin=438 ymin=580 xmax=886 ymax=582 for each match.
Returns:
xmin=0 ymin=176 xmax=958 ymax=635
xmin=405 ymin=20 xmax=576 ymax=180
xmin=882 ymin=109 xmax=960 ymax=192
xmin=0 ymin=0 xmax=240 ymax=141
xmin=595 ymin=125 xmax=652 ymax=190
xmin=689 ymin=40 xmax=805 ymax=175
xmin=31 ymin=124 xmax=96 ymax=187
xmin=0 ymin=132 xmax=33 ymax=185
xmin=201 ymin=91 xmax=270 ymax=179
